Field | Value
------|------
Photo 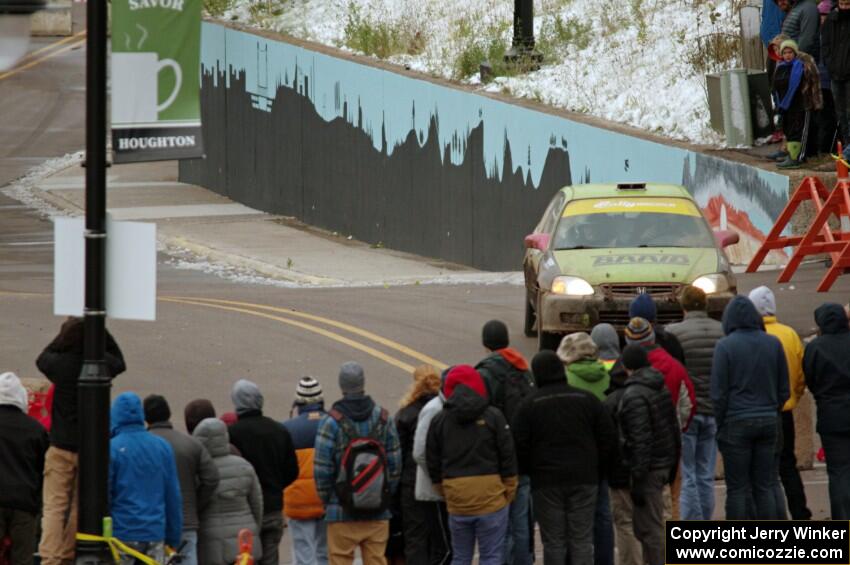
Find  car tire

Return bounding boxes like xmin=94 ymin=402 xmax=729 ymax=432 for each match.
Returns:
xmin=538 ymin=330 xmax=562 ymax=352
xmin=524 ymin=295 xmax=538 ymax=337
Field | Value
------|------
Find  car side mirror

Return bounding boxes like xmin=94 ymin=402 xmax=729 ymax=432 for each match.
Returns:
xmin=524 ymin=233 xmax=551 ymax=251
xmin=713 ymin=229 xmax=739 ymax=249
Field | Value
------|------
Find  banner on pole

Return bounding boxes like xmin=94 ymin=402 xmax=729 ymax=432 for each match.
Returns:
xmin=110 ymin=0 xmax=203 ymax=163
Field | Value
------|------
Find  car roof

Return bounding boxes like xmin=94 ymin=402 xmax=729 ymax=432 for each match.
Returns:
xmin=557 ymin=183 xmax=694 ymax=201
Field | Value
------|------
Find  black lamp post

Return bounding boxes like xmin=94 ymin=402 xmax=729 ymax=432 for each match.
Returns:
xmin=75 ymin=0 xmax=110 ymax=561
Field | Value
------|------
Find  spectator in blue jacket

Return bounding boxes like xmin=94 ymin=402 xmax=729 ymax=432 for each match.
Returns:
xmin=711 ymin=296 xmax=790 ymax=520
xmin=763 ymin=0 xmax=790 ymax=50
xmin=110 ymin=392 xmax=182 ymax=563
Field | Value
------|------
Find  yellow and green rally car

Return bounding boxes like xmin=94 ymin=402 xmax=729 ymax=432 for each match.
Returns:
xmin=523 ymin=183 xmax=739 ymax=350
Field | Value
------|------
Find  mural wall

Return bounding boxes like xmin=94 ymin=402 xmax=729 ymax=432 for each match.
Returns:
xmin=179 ymin=22 xmax=790 ymax=270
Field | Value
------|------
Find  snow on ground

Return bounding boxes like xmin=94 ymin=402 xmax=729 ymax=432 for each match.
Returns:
xmin=220 ymin=0 xmax=740 ymax=144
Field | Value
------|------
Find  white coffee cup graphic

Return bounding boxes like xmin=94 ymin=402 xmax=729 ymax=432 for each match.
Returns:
xmin=111 ymin=52 xmax=182 ymax=124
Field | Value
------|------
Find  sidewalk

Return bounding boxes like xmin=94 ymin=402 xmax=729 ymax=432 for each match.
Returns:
xmin=26 ymin=158 xmax=523 ymax=287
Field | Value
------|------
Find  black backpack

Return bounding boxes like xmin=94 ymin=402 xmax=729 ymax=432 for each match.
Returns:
xmin=500 ymin=365 xmax=535 ymax=423
xmin=330 ymin=408 xmax=391 ymax=517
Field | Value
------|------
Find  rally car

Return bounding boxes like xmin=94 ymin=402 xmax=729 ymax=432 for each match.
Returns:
xmin=523 ymin=182 xmax=739 ymax=350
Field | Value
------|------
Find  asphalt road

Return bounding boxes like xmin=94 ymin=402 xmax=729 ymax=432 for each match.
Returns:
xmin=1 ymin=24 xmax=847 ymax=547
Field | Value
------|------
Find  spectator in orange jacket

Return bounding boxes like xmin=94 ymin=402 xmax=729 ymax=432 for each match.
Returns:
xmin=282 ymin=377 xmax=328 ymax=565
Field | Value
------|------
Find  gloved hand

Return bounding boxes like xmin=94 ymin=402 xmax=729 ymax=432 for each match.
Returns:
xmin=630 ymin=476 xmax=648 ymax=508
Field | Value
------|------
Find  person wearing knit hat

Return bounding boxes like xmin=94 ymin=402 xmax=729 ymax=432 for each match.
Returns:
xmin=0 ymin=371 xmax=48 ymax=565
xmin=666 ymin=285 xmax=725 ymax=520
xmin=558 ymin=333 xmax=611 ymax=403
xmin=313 ymin=363 xmax=402 ymax=560
xmin=228 ymin=380 xmax=299 ymax=564
xmin=514 ymin=351 xmax=616 ymax=565
xmin=625 ymin=317 xmax=656 ymax=346
xmin=772 ymin=32 xmax=814 ymax=168
xmin=144 ymin=393 xmax=220 ymax=565
xmin=628 ymin=293 xmax=686 ymax=363
xmin=475 ymin=320 xmax=535 ymax=565
xmin=426 ymin=361 xmax=518 ymax=565
xmin=748 ymin=286 xmax=811 ymax=519
xmin=282 ymin=377 xmax=329 ymax=565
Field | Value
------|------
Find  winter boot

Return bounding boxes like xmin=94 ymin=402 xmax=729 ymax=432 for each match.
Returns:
xmin=766 ymin=149 xmax=788 ymax=161
xmin=778 ymin=142 xmax=802 ymax=169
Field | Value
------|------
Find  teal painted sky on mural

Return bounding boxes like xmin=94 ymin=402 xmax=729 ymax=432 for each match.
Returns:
xmin=200 ymin=22 xmax=789 ymax=240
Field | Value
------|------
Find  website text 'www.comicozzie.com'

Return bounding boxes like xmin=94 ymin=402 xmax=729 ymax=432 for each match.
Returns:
xmin=666 ymin=522 xmax=850 ymax=565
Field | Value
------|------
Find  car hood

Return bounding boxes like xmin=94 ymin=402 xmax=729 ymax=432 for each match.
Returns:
xmin=549 ymin=247 xmax=721 ymax=286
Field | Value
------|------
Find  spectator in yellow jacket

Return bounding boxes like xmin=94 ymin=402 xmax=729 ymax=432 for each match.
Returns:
xmin=749 ymin=286 xmax=811 ymax=520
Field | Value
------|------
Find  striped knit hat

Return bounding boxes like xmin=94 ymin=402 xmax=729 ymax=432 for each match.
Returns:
xmin=294 ymin=376 xmax=323 ymax=405
xmin=624 ymin=317 xmax=655 ymax=346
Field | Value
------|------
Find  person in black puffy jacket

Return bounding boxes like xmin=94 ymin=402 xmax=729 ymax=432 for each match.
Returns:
xmin=617 ymin=345 xmax=680 ymax=565
xmin=804 ymin=303 xmax=850 ymax=519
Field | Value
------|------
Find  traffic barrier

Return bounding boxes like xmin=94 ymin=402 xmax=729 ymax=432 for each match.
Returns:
xmin=746 ymin=142 xmax=850 ymax=291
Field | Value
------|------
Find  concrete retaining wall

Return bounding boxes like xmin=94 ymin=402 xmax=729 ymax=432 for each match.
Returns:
xmin=179 ymin=22 xmax=791 ymax=271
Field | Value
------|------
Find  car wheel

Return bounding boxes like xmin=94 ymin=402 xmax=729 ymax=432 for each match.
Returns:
xmin=524 ymin=295 xmax=538 ymax=337
xmin=538 ymin=330 xmax=561 ymax=352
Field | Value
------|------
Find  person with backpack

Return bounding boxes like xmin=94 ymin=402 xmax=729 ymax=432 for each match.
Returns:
xmin=314 ymin=362 xmax=402 ymax=565
xmin=228 ymin=380 xmax=300 ymax=565
xmin=513 ymin=352 xmax=616 ymax=565
xmin=426 ymin=365 xmax=518 ymax=565
xmin=474 ymin=320 xmax=534 ymax=565
xmin=282 ymin=377 xmax=329 ymax=565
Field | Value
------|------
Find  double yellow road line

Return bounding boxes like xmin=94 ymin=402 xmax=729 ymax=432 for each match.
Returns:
xmin=0 ymin=30 xmax=87 ymax=82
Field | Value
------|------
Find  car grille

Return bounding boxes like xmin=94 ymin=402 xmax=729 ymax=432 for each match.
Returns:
xmin=598 ymin=309 xmax=685 ymax=328
xmin=600 ymin=283 xmax=682 ymax=298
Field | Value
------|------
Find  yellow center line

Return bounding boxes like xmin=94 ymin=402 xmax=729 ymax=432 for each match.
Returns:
xmin=17 ymin=30 xmax=87 ymax=65
xmin=0 ymin=37 xmax=86 ymax=82
xmin=162 ymin=295 xmax=449 ymax=370
xmin=161 ymin=297 xmax=420 ymax=374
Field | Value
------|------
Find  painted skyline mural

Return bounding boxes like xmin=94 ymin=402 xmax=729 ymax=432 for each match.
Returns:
xmin=181 ymin=23 xmax=790 ymax=269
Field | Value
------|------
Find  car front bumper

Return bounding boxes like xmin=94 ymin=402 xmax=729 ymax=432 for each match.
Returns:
xmin=538 ymin=290 xmax=735 ymax=335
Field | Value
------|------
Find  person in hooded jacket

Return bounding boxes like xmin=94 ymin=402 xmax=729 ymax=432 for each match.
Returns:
xmin=394 ymin=365 xmax=441 ymax=565
xmin=749 ymin=286 xmax=811 ymax=520
xmin=37 ymin=317 xmax=125 ymax=565
xmin=804 ymin=303 xmax=850 ymax=519
xmin=314 ymin=362 xmax=402 ymax=565
xmin=617 ymin=345 xmax=680 ymax=565
xmin=711 ymin=296 xmax=790 ymax=520
xmin=557 ymin=332 xmax=614 ymax=565
xmin=412 ymin=369 xmax=453 ymax=565
xmin=282 ymin=377 xmax=329 ymax=565
xmin=474 ymin=320 xmax=534 ymax=565
xmin=109 ymin=392 xmax=182 ymax=563
xmin=426 ymin=365 xmax=517 ymax=565
xmin=193 ymin=417 xmax=263 ymax=565
xmin=628 ymin=294 xmax=685 ymax=364
xmin=513 ymin=351 xmax=616 ymax=565
xmin=591 ymin=323 xmax=621 ymax=372
xmin=0 ymin=372 xmax=48 ymax=565
xmin=184 ymin=399 xmax=241 ymax=456
xmin=143 ymin=394 xmax=220 ymax=565
xmin=229 ymin=379 xmax=299 ymax=565
xmin=665 ymin=285 xmax=724 ymax=521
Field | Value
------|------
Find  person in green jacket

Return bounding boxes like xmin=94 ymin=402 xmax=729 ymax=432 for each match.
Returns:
xmin=557 ymin=332 xmax=611 ymax=401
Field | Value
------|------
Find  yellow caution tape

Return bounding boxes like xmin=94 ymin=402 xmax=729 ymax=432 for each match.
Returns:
xmin=75 ymin=533 xmax=162 ymax=565
xmin=830 ymin=152 xmax=850 ymax=170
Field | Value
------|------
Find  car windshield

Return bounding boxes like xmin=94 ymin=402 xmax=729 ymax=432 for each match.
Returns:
xmin=553 ymin=197 xmax=715 ymax=249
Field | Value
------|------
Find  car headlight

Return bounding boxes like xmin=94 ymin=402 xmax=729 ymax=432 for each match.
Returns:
xmin=551 ymin=276 xmax=594 ymax=296
xmin=692 ymin=274 xmax=731 ymax=294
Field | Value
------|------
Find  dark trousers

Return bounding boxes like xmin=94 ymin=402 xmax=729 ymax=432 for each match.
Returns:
xmin=259 ymin=511 xmax=283 ymax=565
xmin=632 ymin=471 xmax=666 ymax=565
xmin=532 ymin=483 xmax=597 ymax=565
xmin=816 ymin=90 xmax=837 ymax=155
xmin=779 ymin=411 xmax=812 ymax=519
xmin=594 ymin=480 xmax=614 ymax=565
xmin=718 ymin=417 xmax=778 ymax=519
xmin=832 ymin=79 xmax=850 ymax=144
xmin=0 ymin=508 xmax=38 ymax=565
xmin=402 ymin=485 xmax=447 ymax=565
xmin=821 ymin=432 xmax=850 ymax=520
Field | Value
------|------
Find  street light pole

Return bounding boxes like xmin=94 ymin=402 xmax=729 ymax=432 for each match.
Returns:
xmin=75 ymin=0 xmax=110 ymax=560
xmin=506 ymin=0 xmax=542 ymax=69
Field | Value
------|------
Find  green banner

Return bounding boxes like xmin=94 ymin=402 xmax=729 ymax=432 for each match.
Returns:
xmin=111 ymin=0 xmax=203 ymax=162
